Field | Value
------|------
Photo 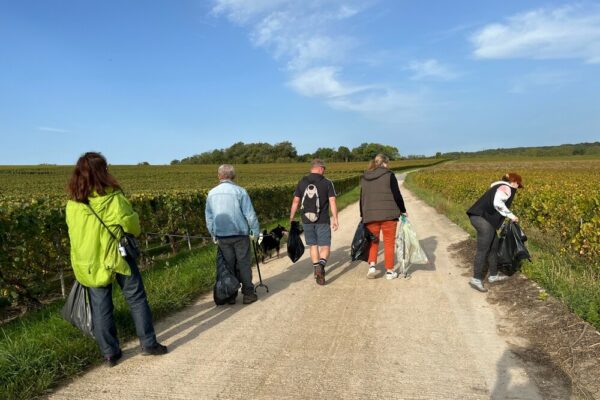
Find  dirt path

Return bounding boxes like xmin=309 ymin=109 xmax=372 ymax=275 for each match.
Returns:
xmin=50 ymin=176 xmax=558 ymax=399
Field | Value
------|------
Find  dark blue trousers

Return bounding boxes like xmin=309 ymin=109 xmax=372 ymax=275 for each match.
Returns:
xmin=88 ymin=258 xmax=158 ymax=357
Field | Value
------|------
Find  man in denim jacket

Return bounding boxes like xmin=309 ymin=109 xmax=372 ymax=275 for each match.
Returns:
xmin=205 ymin=164 xmax=261 ymax=304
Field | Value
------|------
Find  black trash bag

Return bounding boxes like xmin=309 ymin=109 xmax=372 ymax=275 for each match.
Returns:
xmin=213 ymin=247 xmax=240 ymax=305
xmin=351 ymin=222 xmax=376 ymax=262
xmin=287 ymin=221 xmax=305 ymax=263
xmin=61 ymin=281 xmax=95 ymax=338
xmin=497 ymin=221 xmax=531 ymax=276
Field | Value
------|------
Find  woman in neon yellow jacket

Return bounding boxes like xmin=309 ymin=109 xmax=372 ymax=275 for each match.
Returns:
xmin=66 ymin=152 xmax=167 ymax=367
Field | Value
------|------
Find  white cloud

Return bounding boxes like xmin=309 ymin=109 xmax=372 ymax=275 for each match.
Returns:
xmin=37 ymin=126 xmax=70 ymax=133
xmin=471 ymin=5 xmax=600 ymax=63
xmin=408 ymin=59 xmax=458 ymax=81
xmin=288 ymin=67 xmax=425 ymax=121
xmin=509 ymin=70 xmax=574 ymax=94
xmin=211 ymin=0 xmax=292 ymax=24
xmin=212 ymin=0 xmax=424 ymax=120
xmin=328 ymin=89 xmax=422 ymax=115
xmin=288 ymin=66 xmax=375 ymax=98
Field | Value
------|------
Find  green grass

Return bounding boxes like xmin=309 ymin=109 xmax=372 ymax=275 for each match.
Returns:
xmin=0 ymin=248 xmax=217 ymax=400
xmin=404 ymin=173 xmax=600 ymax=330
xmin=0 ymin=185 xmax=361 ymax=400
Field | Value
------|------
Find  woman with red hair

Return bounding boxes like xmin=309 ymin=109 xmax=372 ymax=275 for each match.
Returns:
xmin=466 ymin=173 xmax=523 ymax=292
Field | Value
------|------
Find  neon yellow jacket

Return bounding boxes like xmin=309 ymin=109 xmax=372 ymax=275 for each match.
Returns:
xmin=66 ymin=189 xmax=140 ymax=287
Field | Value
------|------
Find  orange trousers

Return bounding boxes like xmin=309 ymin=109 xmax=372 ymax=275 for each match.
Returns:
xmin=365 ymin=220 xmax=398 ymax=270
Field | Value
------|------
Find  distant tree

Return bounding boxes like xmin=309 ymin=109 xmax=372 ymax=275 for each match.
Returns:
xmin=273 ymin=141 xmax=298 ymax=161
xmin=297 ymin=153 xmax=311 ymax=162
xmin=313 ymin=147 xmax=336 ymax=161
xmin=351 ymin=143 xmax=400 ymax=161
xmin=170 ymin=159 xmax=181 ymax=165
xmin=137 ymin=161 xmax=150 ymax=166
xmin=435 ymin=152 xmax=442 ymax=158
xmin=337 ymin=146 xmax=351 ymax=162
xmin=573 ymin=146 xmax=586 ymax=155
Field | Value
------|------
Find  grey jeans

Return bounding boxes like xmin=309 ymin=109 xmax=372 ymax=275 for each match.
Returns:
xmin=469 ymin=215 xmax=499 ymax=280
xmin=217 ymin=236 xmax=254 ymax=295
xmin=88 ymin=257 xmax=158 ymax=357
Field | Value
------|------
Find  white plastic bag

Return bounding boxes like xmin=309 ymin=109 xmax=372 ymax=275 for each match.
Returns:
xmin=396 ymin=218 xmax=428 ymax=276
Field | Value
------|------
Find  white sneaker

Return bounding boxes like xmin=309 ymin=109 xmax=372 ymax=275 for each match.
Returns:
xmin=488 ymin=273 xmax=509 ymax=283
xmin=366 ymin=266 xmax=377 ymax=279
xmin=469 ymin=278 xmax=488 ymax=292
xmin=385 ymin=270 xmax=398 ymax=280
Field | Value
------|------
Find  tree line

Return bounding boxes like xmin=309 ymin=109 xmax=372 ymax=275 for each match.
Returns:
xmin=170 ymin=142 xmax=411 ymax=165
xmin=441 ymin=142 xmax=600 ymax=158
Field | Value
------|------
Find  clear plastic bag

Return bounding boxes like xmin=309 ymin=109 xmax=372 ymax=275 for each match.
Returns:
xmin=396 ymin=218 xmax=429 ymax=276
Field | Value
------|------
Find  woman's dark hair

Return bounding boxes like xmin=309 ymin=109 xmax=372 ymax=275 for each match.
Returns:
xmin=67 ymin=152 xmax=121 ymax=203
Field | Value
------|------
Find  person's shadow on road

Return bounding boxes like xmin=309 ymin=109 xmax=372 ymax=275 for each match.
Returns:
xmin=157 ymin=242 xmax=355 ymax=352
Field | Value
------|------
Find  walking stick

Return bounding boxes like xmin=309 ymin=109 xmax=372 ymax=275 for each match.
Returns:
xmin=252 ymin=240 xmax=269 ymax=293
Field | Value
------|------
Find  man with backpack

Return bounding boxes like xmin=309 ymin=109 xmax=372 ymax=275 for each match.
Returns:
xmin=289 ymin=159 xmax=339 ymax=285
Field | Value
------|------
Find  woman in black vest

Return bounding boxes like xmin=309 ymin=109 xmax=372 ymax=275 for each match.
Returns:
xmin=466 ymin=173 xmax=523 ymax=292
xmin=360 ymin=154 xmax=407 ymax=280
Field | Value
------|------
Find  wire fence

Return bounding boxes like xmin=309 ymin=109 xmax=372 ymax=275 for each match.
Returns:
xmin=29 ymin=229 xmax=283 ymax=304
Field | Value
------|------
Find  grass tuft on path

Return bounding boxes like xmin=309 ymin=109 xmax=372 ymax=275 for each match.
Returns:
xmin=0 ymin=186 xmax=361 ymax=400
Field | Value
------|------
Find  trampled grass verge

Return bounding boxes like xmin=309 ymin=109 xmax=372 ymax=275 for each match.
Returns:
xmin=0 ymin=186 xmax=361 ymax=400
xmin=404 ymin=173 xmax=600 ymax=331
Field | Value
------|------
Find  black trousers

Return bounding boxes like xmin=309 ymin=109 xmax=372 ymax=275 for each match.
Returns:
xmin=469 ymin=215 xmax=499 ymax=280
xmin=217 ymin=236 xmax=254 ymax=295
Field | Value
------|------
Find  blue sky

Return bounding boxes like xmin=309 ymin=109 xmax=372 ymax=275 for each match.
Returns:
xmin=1 ymin=0 xmax=599 ymax=164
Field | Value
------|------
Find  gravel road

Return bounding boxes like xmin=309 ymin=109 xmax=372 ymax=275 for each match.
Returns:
xmin=50 ymin=176 xmax=551 ymax=400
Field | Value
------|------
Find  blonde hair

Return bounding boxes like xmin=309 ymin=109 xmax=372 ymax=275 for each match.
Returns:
xmin=367 ymin=154 xmax=389 ymax=171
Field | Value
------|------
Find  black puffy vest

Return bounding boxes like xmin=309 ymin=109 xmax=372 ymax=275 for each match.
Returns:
xmin=467 ymin=183 xmax=516 ymax=229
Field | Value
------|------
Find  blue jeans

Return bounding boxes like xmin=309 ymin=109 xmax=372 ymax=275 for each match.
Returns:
xmin=88 ymin=257 xmax=158 ymax=357
xmin=217 ymin=236 xmax=254 ymax=295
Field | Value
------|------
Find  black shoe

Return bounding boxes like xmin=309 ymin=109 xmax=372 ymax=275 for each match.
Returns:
xmin=104 ymin=350 xmax=122 ymax=367
xmin=228 ymin=296 xmax=237 ymax=305
xmin=142 ymin=343 xmax=168 ymax=356
xmin=243 ymin=292 xmax=258 ymax=304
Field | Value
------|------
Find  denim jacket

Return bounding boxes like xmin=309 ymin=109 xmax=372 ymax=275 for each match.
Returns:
xmin=205 ymin=180 xmax=260 ymax=238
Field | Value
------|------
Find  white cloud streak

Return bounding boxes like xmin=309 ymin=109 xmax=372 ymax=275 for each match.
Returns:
xmin=471 ymin=5 xmax=600 ymax=63
xmin=37 ymin=126 xmax=70 ymax=133
xmin=288 ymin=66 xmax=376 ymax=98
xmin=408 ymin=59 xmax=458 ymax=81
xmin=508 ymin=70 xmax=574 ymax=94
xmin=212 ymin=0 xmax=423 ymax=120
xmin=211 ymin=0 xmax=293 ymax=24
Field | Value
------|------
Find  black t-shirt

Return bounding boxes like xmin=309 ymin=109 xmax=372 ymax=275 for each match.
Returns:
xmin=294 ymin=173 xmax=336 ymax=224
